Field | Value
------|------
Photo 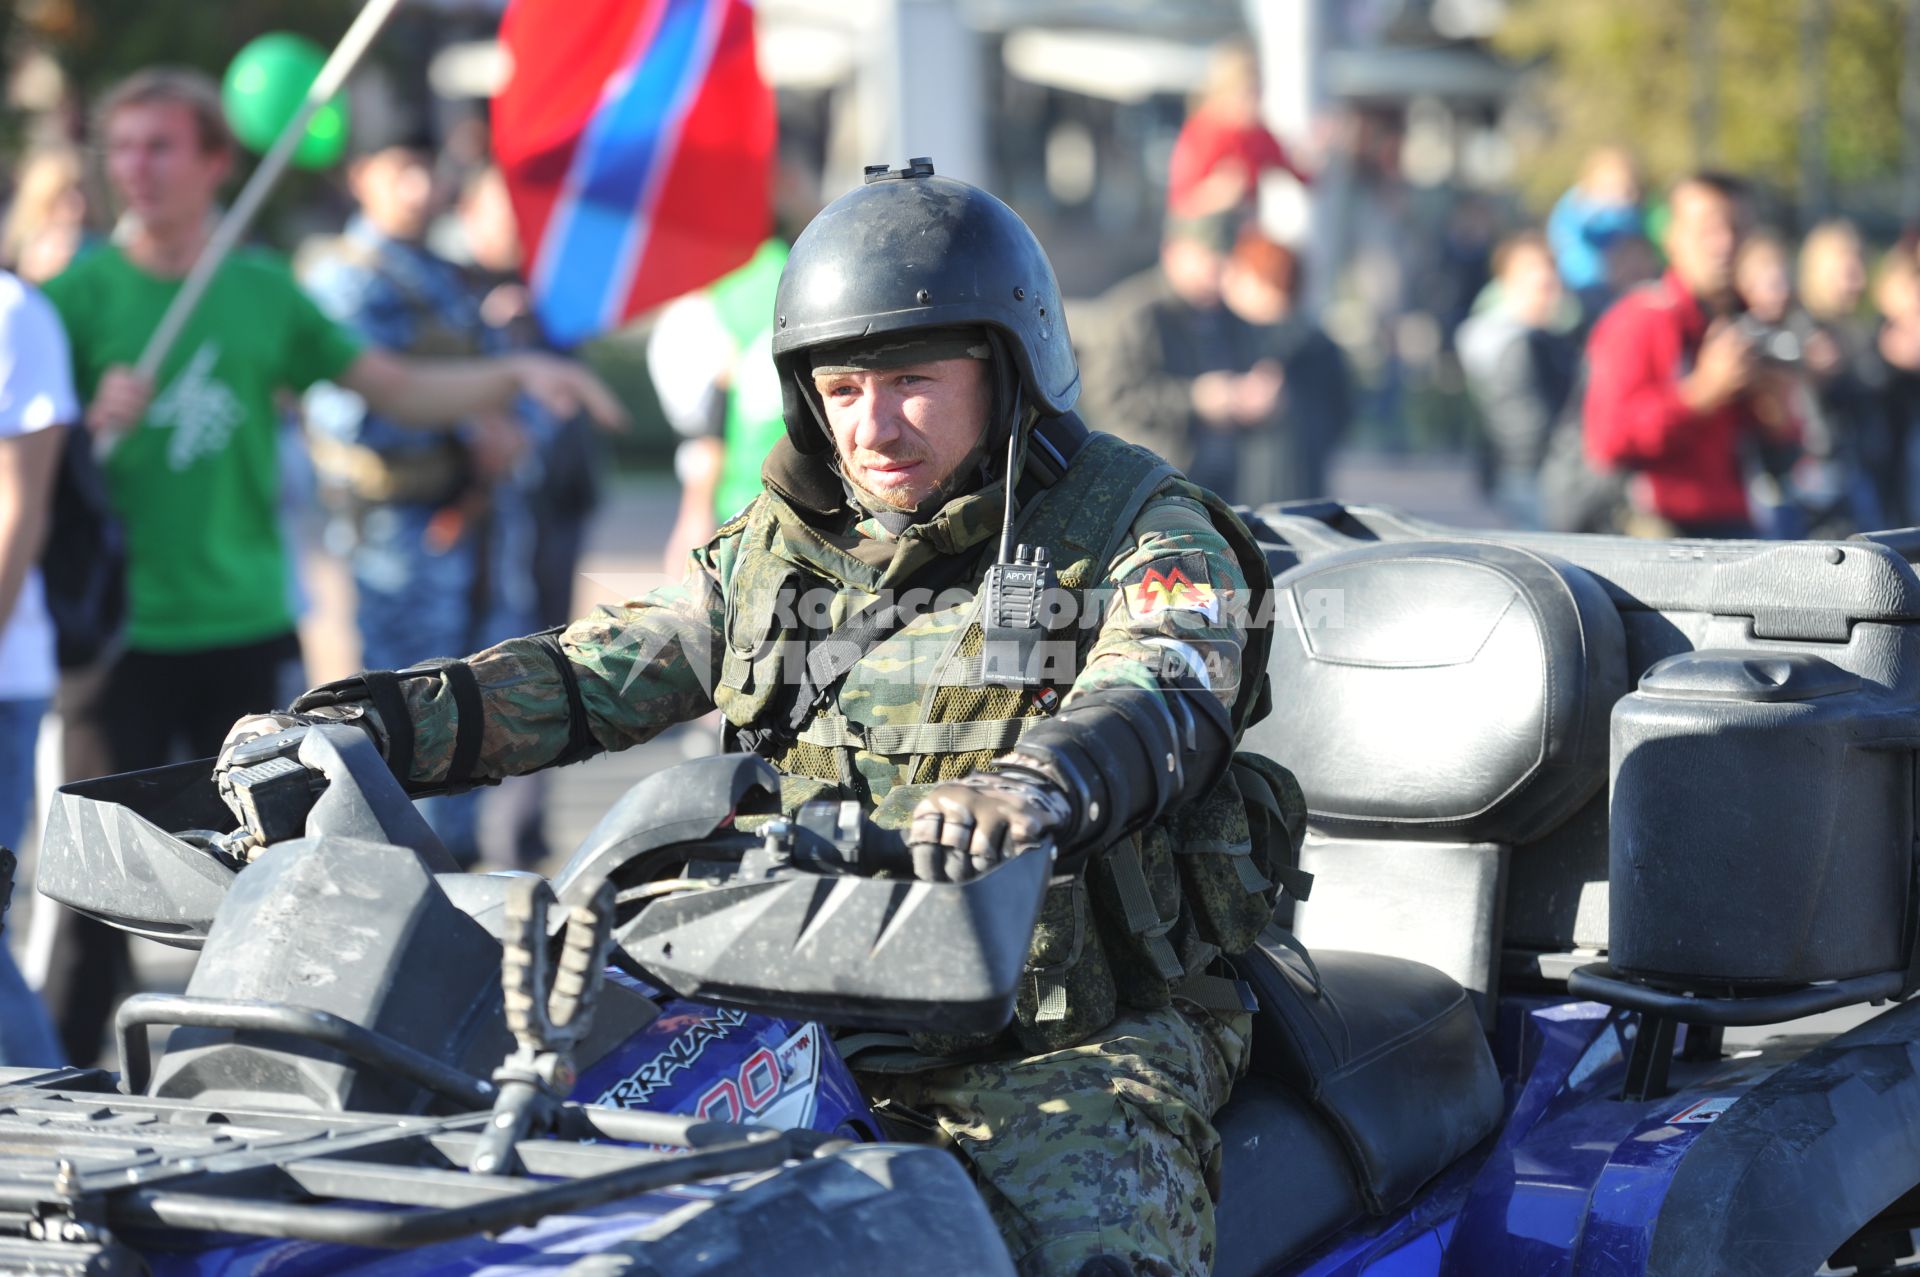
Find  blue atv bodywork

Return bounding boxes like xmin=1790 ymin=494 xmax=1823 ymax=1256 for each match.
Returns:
xmin=1225 ymin=997 xmax=1920 ymax=1276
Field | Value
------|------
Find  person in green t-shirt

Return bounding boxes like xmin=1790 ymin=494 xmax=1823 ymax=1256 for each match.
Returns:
xmin=648 ymin=237 xmax=789 ymax=570
xmin=34 ymin=67 xmax=626 ymax=1066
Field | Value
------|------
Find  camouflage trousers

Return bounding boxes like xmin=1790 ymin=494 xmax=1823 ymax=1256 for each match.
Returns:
xmin=860 ymin=1004 xmax=1251 ymax=1277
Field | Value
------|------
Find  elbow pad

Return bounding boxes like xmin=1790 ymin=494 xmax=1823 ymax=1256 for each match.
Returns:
xmin=993 ymin=685 xmax=1234 ymax=855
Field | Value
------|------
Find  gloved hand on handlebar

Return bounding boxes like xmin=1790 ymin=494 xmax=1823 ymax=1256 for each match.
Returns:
xmin=907 ymin=770 xmax=1070 ymax=883
xmin=216 ymin=705 xmax=385 ymax=775
xmin=215 ymin=706 xmax=392 ymax=846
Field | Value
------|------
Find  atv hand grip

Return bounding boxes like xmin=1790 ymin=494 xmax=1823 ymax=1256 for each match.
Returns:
xmin=786 ymin=800 xmax=1050 ymax=880
xmin=852 ymin=824 xmax=917 ymax=874
xmin=786 ymin=802 xmax=917 ymax=877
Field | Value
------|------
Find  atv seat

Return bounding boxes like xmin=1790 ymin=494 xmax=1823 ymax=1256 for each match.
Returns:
xmin=1243 ymin=537 xmax=1629 ymax=1018
xmin=1213 ymin=938 xmax=1504 ymax=1276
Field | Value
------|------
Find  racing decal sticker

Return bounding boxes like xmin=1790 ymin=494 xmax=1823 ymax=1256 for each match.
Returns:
xmin=1121 ymin=552 xmax=1219 ymax=623
xmin=692 ymin=1022 xmax=825 ymax=1129
xmin=595 ymin=1006 xmax=751 ymax=1108
xmin=1668 ymin=1095 xmax=1736 ymax=1125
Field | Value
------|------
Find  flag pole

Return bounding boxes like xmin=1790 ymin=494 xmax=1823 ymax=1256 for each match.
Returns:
xmin=100 ymin=0 xmax=406 ymax=453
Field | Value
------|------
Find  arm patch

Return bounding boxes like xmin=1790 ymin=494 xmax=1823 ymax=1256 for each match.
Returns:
xmin=1120 ymin=551 xmax=1218 ymax=622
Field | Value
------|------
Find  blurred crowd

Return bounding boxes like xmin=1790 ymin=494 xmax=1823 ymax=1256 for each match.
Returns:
xmin=1063 ymin=62 xmax=1920 ymax=548
xmin=1458 ymin=146 xmax=1920 ymax=543
xmin=1074 ymin=44 xmax=1352 ymax=511
xmin=0 ymin=67 xmax=622 ymax=1065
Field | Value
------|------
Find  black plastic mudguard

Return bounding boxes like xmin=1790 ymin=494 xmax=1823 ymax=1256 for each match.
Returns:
xmin=1648 ymin=998 xmax=1920 ymax=1275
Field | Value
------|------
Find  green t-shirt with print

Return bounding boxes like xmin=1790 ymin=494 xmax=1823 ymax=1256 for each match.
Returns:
xmin=43 ymin=245 xmax=363 ymax=653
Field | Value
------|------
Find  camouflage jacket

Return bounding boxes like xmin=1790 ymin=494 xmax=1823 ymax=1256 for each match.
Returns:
xmin=393 ymin=431 xmax=1261 ymax=820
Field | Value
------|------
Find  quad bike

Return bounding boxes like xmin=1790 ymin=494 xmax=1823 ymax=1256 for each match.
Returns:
xmin=7 ymin=503 xmax=1920 ymax=1276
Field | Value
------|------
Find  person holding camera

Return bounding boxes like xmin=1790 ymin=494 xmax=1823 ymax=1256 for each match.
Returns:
xmin=1581 ymin=173 xmax=1798 ymax=538
xmin=1731 ymin=230 xmax=1875 ymax=538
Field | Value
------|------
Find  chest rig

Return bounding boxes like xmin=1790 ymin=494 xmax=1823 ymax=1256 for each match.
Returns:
xmin=712 ymin=424 xmax=1161 ymax=791
xmin=712 ymin=426 xmax=1306 ymax=1054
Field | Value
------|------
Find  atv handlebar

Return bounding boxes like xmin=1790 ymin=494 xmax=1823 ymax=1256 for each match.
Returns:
xmin=782 ymin=800 xmax=1053 ymax=882
xmin=785 ymin=802 xmax=919 ymax=877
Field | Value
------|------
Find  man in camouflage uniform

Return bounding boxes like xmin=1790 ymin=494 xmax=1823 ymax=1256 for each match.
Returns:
xmin=226 ymin=161 xmax=1277 ymax=1277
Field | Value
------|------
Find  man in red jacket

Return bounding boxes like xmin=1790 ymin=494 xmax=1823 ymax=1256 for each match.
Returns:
xmin=1582 ymin=173 xmax=1796 ymax=537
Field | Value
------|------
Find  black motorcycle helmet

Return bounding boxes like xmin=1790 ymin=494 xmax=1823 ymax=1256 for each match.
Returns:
xmin=771 ymin=158 xmax=1079 ymax=454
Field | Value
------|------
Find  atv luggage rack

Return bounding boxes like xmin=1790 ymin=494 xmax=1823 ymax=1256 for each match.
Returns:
xmin=0 ymin=1069 xmax=845 ymax=1249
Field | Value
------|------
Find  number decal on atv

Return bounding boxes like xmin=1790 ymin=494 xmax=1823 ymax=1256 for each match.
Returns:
xmin=694 ymin=1024 xmax=826 ymax=1129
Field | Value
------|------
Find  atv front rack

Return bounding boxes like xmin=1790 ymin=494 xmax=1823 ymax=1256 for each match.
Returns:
xmin=0 ymin=1069 xmax=846 ymax=1249
xmin=114 ymin=993 xmax=499 ymax=1111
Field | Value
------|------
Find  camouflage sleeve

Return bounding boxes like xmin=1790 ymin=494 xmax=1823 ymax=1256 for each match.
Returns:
xmin=397 ymin=524 xmax=742 ymax=786
xmin=1068 ymin=485 xmax=1249 ymax=719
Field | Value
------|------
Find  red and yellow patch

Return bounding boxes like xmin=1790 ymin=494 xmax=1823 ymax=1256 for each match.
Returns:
xmin=1122 ymin=554 xmax=1219 ymax=622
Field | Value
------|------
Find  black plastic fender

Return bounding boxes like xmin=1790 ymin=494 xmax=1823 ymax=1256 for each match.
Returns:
xmin=1648 ymin=998 xmax=1920 ymax=1275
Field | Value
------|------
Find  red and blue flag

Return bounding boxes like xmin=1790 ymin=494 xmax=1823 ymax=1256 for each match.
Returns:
xmin=492 ymin=0 xmax=774 ymax=347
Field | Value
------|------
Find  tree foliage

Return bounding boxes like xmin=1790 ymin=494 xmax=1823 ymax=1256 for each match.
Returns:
xmin=18 ymin=0 xmax=367 ymax=103
xmin=1497 ymin=0 xmax=1905 ymax=206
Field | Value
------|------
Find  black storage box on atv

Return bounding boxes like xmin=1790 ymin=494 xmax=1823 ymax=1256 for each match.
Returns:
xmin=1246 ymin=503 xmax=1920 ymax=1027
xmin=1608 ymin=650 xmax=1915 ymax=991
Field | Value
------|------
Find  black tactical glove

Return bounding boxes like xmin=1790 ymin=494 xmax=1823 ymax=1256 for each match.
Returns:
xmin=907 ymin=770 xmax=1071 ymax=883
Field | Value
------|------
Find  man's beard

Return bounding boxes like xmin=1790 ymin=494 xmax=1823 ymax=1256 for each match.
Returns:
xmin=838 ymin=438 xmax=992 ymax=517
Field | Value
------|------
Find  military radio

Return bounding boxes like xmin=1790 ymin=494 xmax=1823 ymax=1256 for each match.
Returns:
xmin=981 ymin=425 xmax=1072 ymax=687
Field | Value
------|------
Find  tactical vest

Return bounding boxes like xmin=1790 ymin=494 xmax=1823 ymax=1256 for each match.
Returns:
xmin=712 ymin=431 xmax=1307 ymax=1054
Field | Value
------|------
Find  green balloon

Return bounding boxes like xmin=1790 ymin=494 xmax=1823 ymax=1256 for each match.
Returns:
xmin=222 ymin=32 xmax=350 ymax=170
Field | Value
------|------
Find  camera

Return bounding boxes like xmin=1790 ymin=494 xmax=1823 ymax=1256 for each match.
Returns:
xmin=1731 ymin=314 xmax=1804 ymax=366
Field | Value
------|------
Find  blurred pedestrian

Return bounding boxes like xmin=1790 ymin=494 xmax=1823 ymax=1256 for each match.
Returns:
xmin=301 ymin=127 xmax=544 ymax=868
xmin=1875 ymin=244 xmax=1920 ymax=528
xmin=457 ymin=164 xmax=598 ymax=633
xmin=452 ymin=163 xmax=599 ymax=870
xmin=648 ymin=149 xmax=818 ymax=571
xmin=1457 ymin=230 xmax=1579 ymax=528
xmin=1732 ymin=231 xmax=1827 ymax=537
xmin=37 ymin=68 xmax=622 ymax=1061
xmin=1548 ymin=146 xmax=1643 ymax=313
xmin=648 ymin=238 xmax=789 ymax=570
xmin=1077 ymin=216 xmax=1281 ymax=499
xmin=1797 ymin=221 xmax=1889 ymax=531
xmin=1166 ymin=40 xmax=1310 ymax=221
xmin=1593 ymin=233 xmax=1662 ymax=326
xmin=1 ymin=147 xmax=93 ymax=285
xmin=5 ymin=144 xmax=118 ymax=816
xmin=1581 ymin=173 xmax=1795 ymax=538
xmin=0 ymin=267 xmax=72 ymax=1069
xmin=1219 ymin=230 xmax=1351 ymax=504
